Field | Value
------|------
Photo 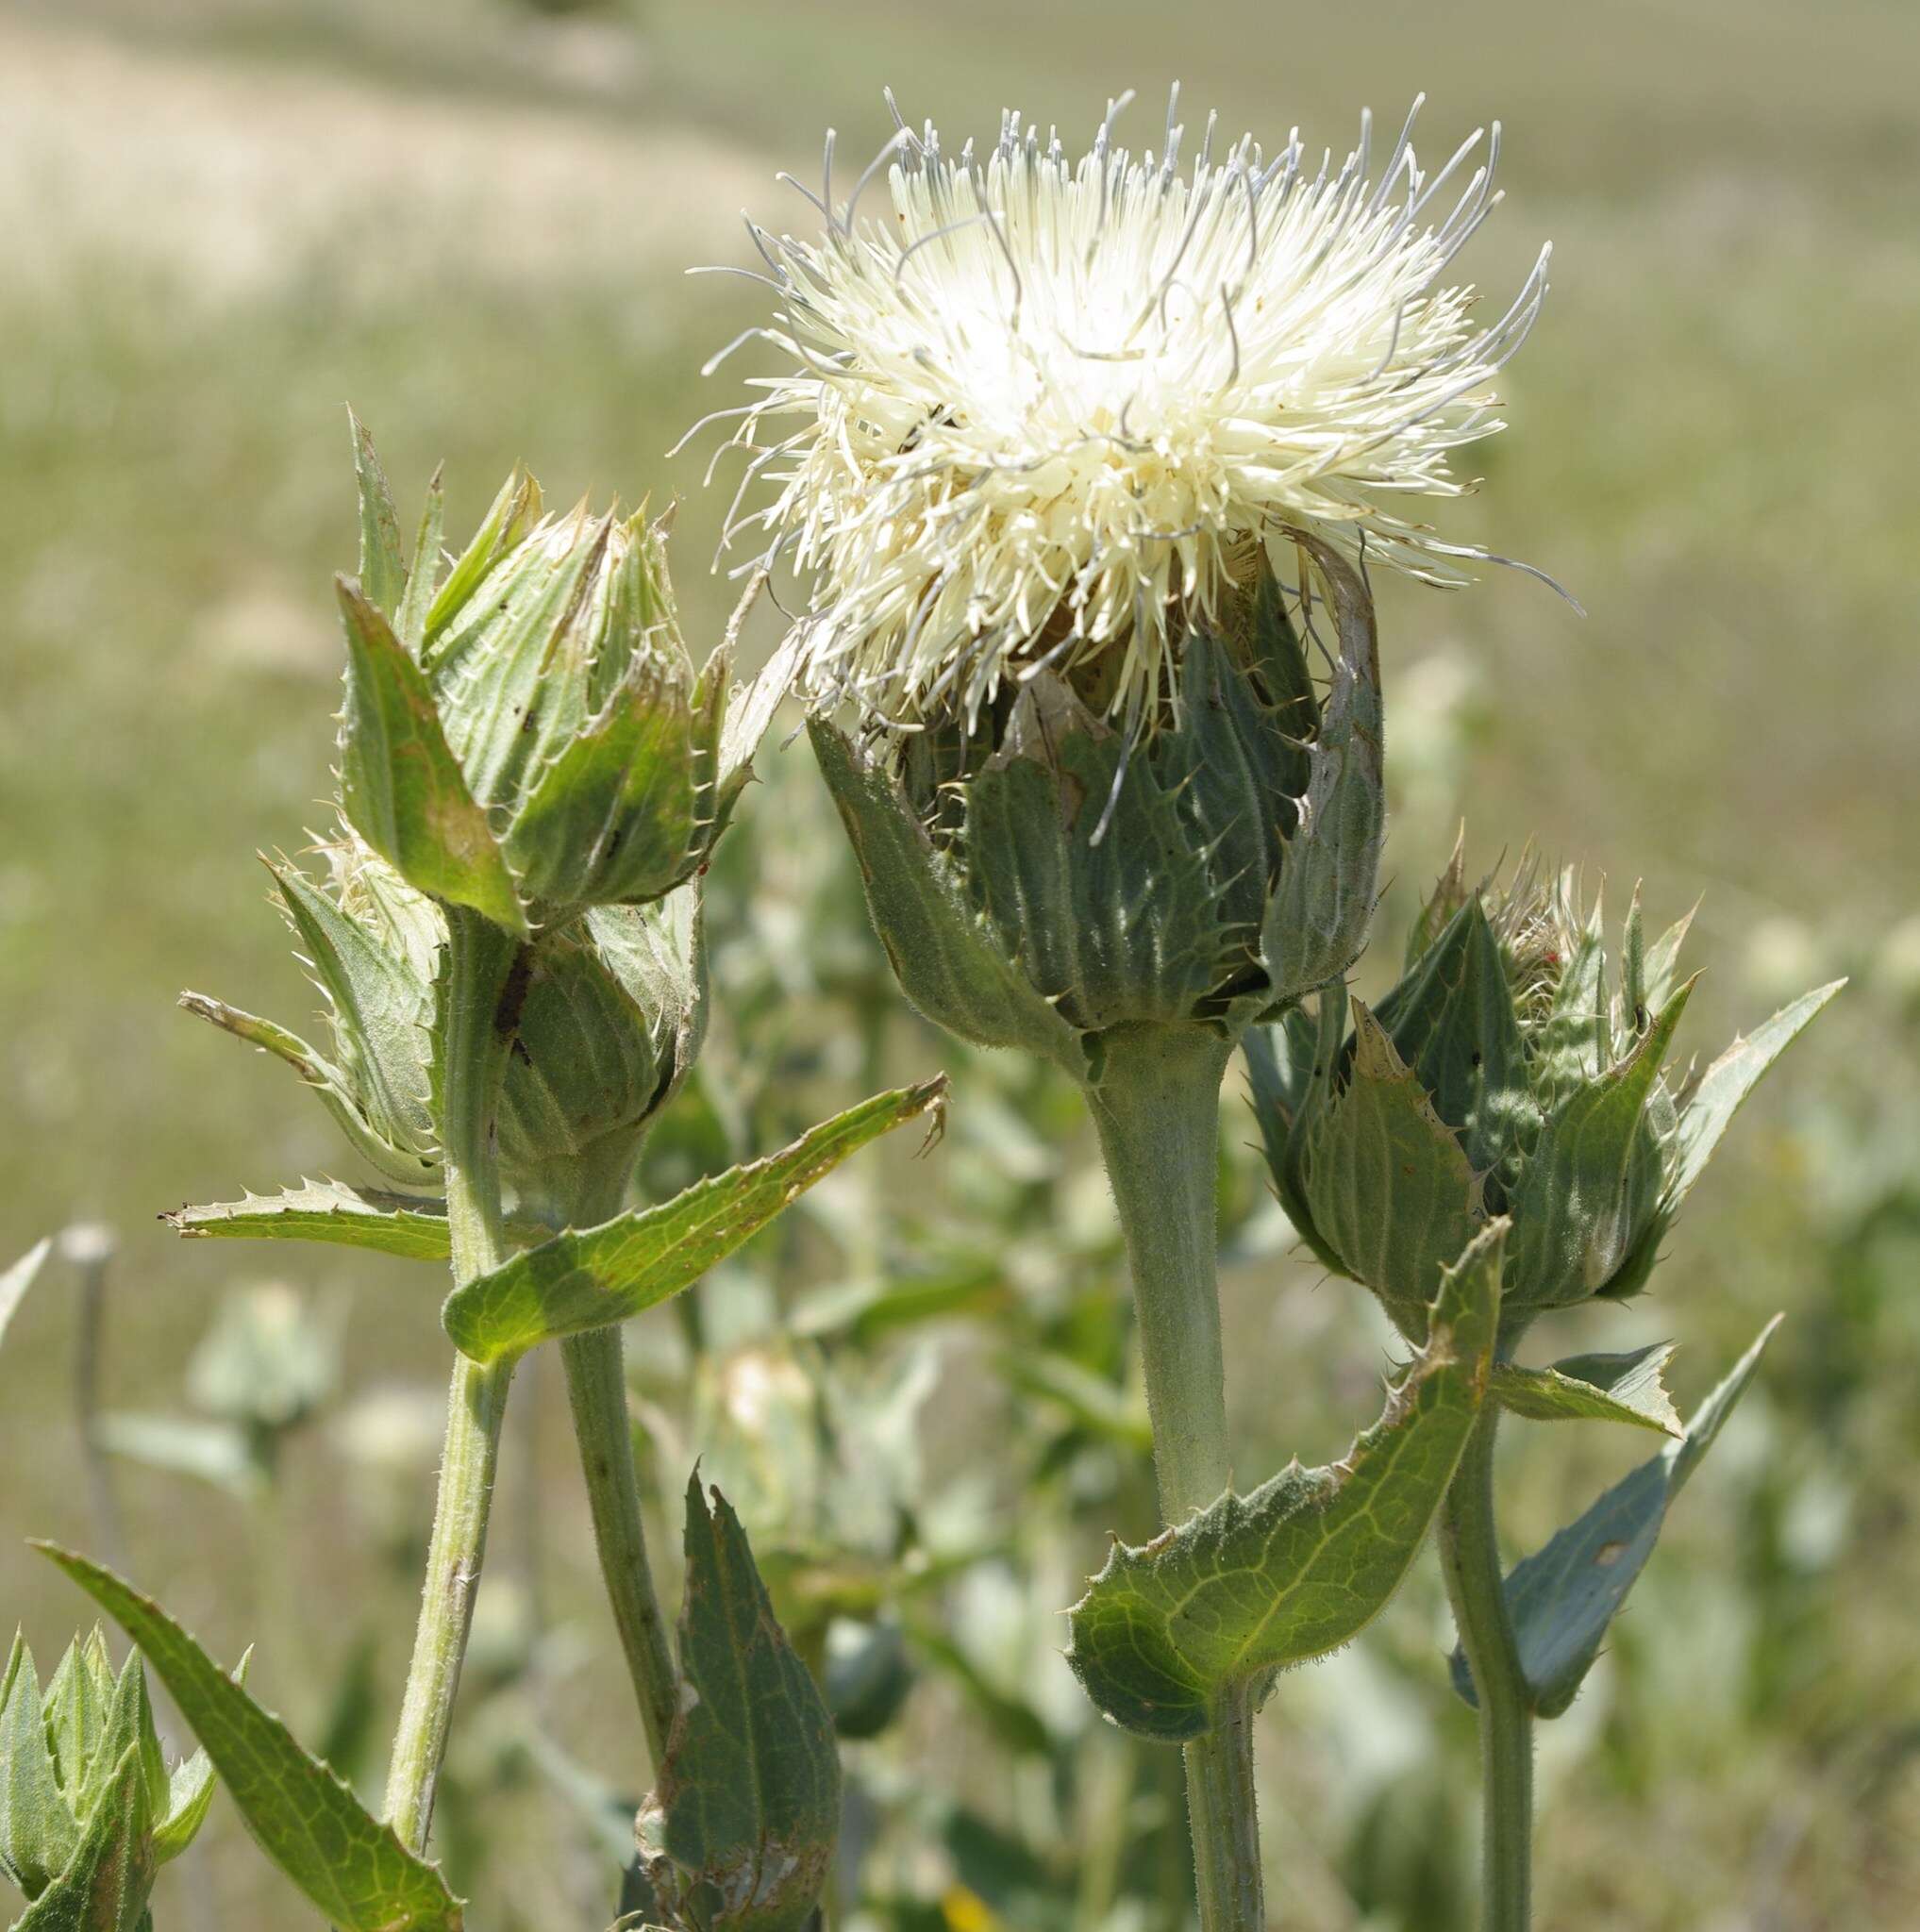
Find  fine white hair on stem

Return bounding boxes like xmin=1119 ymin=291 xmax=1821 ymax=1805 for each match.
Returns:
xmin=692 ymin=90 xmax=1554 ymax=730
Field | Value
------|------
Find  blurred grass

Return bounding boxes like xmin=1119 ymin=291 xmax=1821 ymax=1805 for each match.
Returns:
xmin=1 ymin=0 xmax=1916 ymax=1925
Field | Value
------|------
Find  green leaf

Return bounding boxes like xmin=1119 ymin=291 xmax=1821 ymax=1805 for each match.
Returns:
xmin=66 ymin=1654 xmax=153 ymax=1847
xmin=959 ymin=713 xmax=1227 ymax=1035
xmin=164 ymin=1180 xmax=459 ymax=1260
xmin=1371 ymin=898 xmax=1533 ymax=1178
xmin=335 ymin=577 xmax=527 ymax=938
xmin=163 ymin=1182 xmax=554 ymax=1260
xmin=40 ymin=1637 xmax=113 ymax=1810
xmin=1670 ymin=981 xmax=1845 ymax=1200
xmin=12 ymin=1740 xmax=154 ymax=1932
xmin=272 ymin=858 xmax=438 ymax=1166
xmin=0 ymin=1239 xmax=52 ymax=1359
xmin=1454 ymin=1316 xmax=1781 ymax=1717
xmin=394 ymin=470 xmax=446 ymax=657
xmin=34 ymin=1548 xmax=463 ymax=1932
xmin=421 ymin=467 xmax=542 ymax=653
xmin=809 ymin=719 xmax=1083 ymax=1076
xmin=443 ymin=1077 xmax=947 ymax=1364
xmin=636 ymin=1478 xmax=842 ymax=1932
xmin=718 ymin=618 xmax=802 ymax=791
xmin=1303 ymin=1001 xmax=1484 ymax=1339
xmin=1244 ymin=991 xmax=1349 ymax=1280
xmin=349 ymin=409 xmax=408 ymax=622
xmin=1051 ymin=726 xmax=1229 ymax=1030
xmin=1492 ymin=1342 xmax=1682 ymax=1436
xmin=1163 ymin=598 xmax=1309 ymax=949
xmin=1066 ymin=1221 xmax=1505 ymax=1742
xmin=151 ymin=1750 xmax=215 ymax=1869
xmin=1 ymin=1639 xmax=78 ymax=1898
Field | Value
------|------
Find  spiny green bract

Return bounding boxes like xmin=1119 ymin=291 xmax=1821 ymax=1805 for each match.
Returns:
xmin=182 ymin=834 xmax=705 ymax=1210
xmin=810 ymin=534 xmax=1384 ymax=1085
xmin=0 ymin=1626 xmax=213 ymax=1925
xmin=1249 ymin=850 xmax=1844 ymax=1340
xmin=338 ymin=416 xmax=751 ymax=936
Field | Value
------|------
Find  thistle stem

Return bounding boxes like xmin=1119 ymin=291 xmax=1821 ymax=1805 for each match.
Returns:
xmin=1437 ymin=1401 xmax=1533 ymax=1932
xmin=519 ymin=1153 xmax=683 ymax=1782
xmin=384 ymin=906 xmax=527 ymax=1854
xmin=559 ymin=1326 xmax=679 ymax=1773
xmin=1088 ymin=1024 xmax=1262 ymax=1932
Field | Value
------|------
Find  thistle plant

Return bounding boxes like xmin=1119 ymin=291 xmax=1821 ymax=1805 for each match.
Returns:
xmin=24 ymin=425 xmax=943 ymax=1932
xmin=2 ymin=79 xmax=1851 ymax=1932
xmin=1246 ymin=853 xmax=1840 ymax=1924
xmin=694 ymin=92 xmax=1562 ymax=1931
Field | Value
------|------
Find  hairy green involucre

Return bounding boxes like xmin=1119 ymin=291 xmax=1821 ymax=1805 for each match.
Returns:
xmin=810 ymin=537 xmax=1385 ymax=1091
xmin=1250 ymin=871 xmax=1845 ymax=1333
xmin=11 ymin=1742 xmax=153 ymax=1932
xmin=1 ymin=1626 xmax=212 ymax=1932
xmin=808 ymin=718 xmax=1085 ymax=1074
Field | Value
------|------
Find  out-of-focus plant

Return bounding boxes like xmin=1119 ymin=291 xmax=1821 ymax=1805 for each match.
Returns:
xmin=98 ymin=1282 xmax=340 ymax=1500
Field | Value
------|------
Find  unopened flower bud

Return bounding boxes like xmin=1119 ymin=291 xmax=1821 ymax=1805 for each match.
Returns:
xmin=183 ymin=834 xmax=706 ymax=1213
xmin=0 ymin=1627 xmax=212 ymax=1912
xmin=1250 ymin=854 xmax=1841 ymax=1339
xmin=336 ymin=420 xmax=753 ymax=936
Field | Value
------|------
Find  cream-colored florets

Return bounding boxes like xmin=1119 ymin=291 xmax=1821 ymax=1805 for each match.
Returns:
xmin=693 ymin=92 xmax=1550 ymax=727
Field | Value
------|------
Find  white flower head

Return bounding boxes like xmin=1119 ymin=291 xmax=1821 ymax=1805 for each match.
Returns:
xmin=693 ymin=90 xmax=1552 ymax=729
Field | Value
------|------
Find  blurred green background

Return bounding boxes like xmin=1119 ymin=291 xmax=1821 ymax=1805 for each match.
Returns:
xmin=3 ymin=1 xmax=1917 ymax=1926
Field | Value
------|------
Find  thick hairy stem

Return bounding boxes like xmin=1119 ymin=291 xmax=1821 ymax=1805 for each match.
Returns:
xmin=1089 ymin=1024 xmax=1262 ymax=1932
xmin=1438 ymin=1402 xmax=1534 ymax=1932
xmin=385 ymin=907 xmax=526 ymax=1854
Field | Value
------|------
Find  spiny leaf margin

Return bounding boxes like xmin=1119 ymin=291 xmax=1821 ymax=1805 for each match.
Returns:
xmin=1065 ymin=1220 xmax=1505 ymax=1741
xmin=442 ymin=1077 xmax=947 ymax=1363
